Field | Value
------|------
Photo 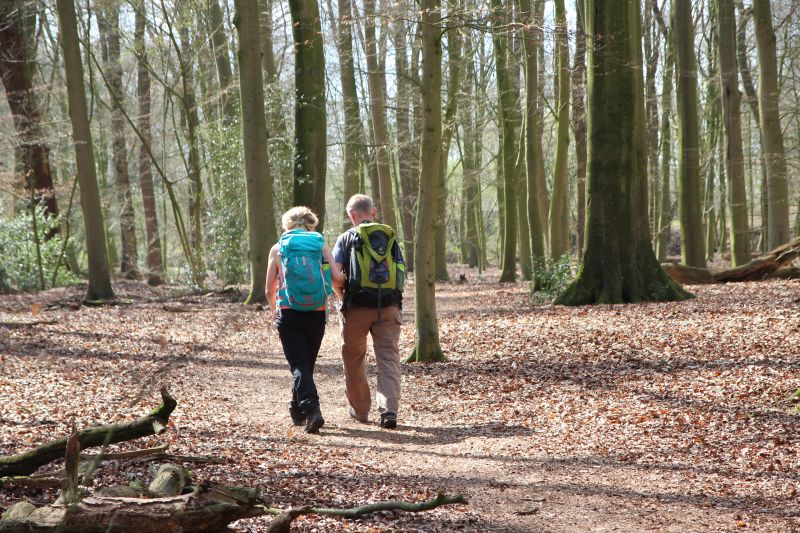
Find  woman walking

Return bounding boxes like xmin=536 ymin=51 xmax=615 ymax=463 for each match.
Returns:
xmin=266 ymin=207 xmax=343 ymax=433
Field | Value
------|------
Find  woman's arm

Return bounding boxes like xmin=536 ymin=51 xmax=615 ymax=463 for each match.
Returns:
xmin=266 ymin=243 xmax=280 ymax=312
xmin=322 ymin=244 xmax=345 ymax=298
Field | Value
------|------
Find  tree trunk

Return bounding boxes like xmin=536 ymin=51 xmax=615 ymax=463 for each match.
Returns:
xmin=289 ymin=0 xmax=327 ymax=230
xmin=752 ymin=0 xmax=791 ymax=248
xmin=235 ymin=0 xmax=278 ymax=304
xmin=572 ymin=0 xmax=587 ymax=262
xmin=178 ymin=27 xmax=205 ymax=280
xmin=56 ymin=0 xmax=114 ymax=301
xmin=436 ymin=0 xmax=463 ymax=282
xmin=97 ymin=3 xmax=140 ymax=278
xmin=409 ymin=0 xmax=445 ymax=363
xmin=519 ymin=0 xmax=546 ymax=272
xmin=548 ymin=0 xmax=570 ymax=261
xmin=134 ymin=1 xmax=163 ymax=279
xmin=662 ymin=236 xmax=800 ymax=284
xmin=334 ymin=0 xmax=365 ymax=231
xmin=717 ymin=0 xmax=751 ymax=266
xmin=393 ymin=10 xmax=416 ymax=265
xmin=362 ymin=0 xmax=397 ymax=230
xmin=491 ymin=0 xmax=517 ymax=283
xmin=735 ymin=1 xmax=768 ymax=251
xmin=673 ymin=0 xmax=706 ymax=268
xmin=656 ymin=31 xmax=674 ymax=262
xmin=0 ymin=0 xmax=58 ymax=219
xmin=556 ymin=0 xmax=692 ymax=305
xmin=207 ymin=0 xmax=239 ymax=123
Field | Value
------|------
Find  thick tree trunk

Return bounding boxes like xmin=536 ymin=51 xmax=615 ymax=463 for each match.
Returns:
xmin=134 ymin=2 xmax=163 ymax=279
xmin=236 ymin=0 xmax=278 ymax=304
xmin=717 ymin=0 xmax=751 ymax=266
xmin=362 ymin=0 xmax=397 ymax=230
xmin=56 ymin=0 xmax=114 ymax=301
xmin=674 ymin=0 xmax=706 ymax=268
xmin=557 ymin=0 xmax=691 ymax=305
xmin=289 ymin=0 xmax=327 ymax=230
xmin=0 ymin=1 xmax=58 ymax=219
xmin=491 ymin=0 xmax=517 ymax=283
xmin=548 ymin=0 xmax=570 ymax=261
xmin=207 ymin=0 xmax=239 ymax=123
xmin=409 ymin=0 xmax=445 ymax=363
xmin=752 ymin=0 xmax=791 ymax=248
xmin=97 ymin=4 xmax=139 ymax=278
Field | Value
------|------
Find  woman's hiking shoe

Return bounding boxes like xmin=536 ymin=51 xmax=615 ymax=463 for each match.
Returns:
xmin=305 ymin=406 xmax=325 ymax=434
xmin=380 ymin=412 xmax=397 ymax=430
xmin=289 ymin=402 xmax=306 ymax=426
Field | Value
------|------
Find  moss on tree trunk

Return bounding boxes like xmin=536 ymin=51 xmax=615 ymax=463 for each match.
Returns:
xmin=557 ymin=0 xmax=692 ymax=306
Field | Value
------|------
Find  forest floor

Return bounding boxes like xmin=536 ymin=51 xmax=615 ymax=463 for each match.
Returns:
xmin=1 ymin=271 xmax=799 ymax=532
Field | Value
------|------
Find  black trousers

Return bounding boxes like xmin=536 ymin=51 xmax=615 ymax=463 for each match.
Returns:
xmin=276 ymin=309 xmax=326 ymax=409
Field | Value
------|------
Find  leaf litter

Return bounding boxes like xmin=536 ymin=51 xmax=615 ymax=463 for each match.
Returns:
xmin=1 ymin=274 xmax=799 ymax=531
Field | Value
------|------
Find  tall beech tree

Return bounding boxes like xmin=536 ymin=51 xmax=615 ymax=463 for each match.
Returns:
xmin=97 ymin=3 xmax=140 ymax=278
xmin=409 ymin=0 xmax=445 ymax=363
xmin=289 ymin=0 xmax=327 ymax=229
xmin=519 ymin=0 xmax=546 ymax=271
xmin=557 ymin=0 xmax=691 ymax=305
xmin=56 ymin=0 xmax=115 ymax=301
xmin=363 ymin=0 xmax=398 ymax=230
xmin=393 ymin=10 xmax=417 ymax=264
xmin=674 ymin=0 xmax=706 ymax=268
xmin=548 ymin=0 xmax=570 ymax=260
xmin=572 ymin=0 xmax=587 ymax=262
xmin=134 ymin=0 xmax=163 ymax=279
xmin=0 ymin=1 xmax=58 ymax=218
xmin=329 ymin=0 xmax=366 ymax=230
xmin=752 ymin=0 xmax=791 ymax=248
xmin=491 ymin=0 xmax=518 ymax=283
xmin=716 ymin=0 xmax=750 ymax=266
xmin=235 ymin=0 xmax=277 ymax=304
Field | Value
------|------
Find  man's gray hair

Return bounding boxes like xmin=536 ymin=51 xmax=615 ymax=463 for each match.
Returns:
xmin=346 ymin=194 xmax=374 ymax=215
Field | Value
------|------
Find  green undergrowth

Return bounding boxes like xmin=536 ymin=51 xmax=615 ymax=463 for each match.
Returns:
xmin=530 ymin=254 xmax=574 ymax=304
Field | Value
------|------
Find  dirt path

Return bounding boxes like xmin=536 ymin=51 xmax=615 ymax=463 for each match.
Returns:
xmin=2 ymin=275 xmax=799 ymax=531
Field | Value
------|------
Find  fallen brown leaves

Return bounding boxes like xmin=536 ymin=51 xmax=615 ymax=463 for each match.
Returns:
xmin=1 ymin=274 xmax=799 ymax=531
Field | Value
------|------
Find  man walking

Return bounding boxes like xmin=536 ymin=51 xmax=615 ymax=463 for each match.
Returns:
xmin=332 ymin=194 xmax=405 ymax=429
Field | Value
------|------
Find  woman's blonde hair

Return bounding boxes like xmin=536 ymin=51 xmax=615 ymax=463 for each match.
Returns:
xmin=281 ymin=206 xmax=319 ymax=231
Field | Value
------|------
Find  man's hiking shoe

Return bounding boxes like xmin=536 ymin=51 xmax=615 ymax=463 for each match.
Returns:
xmin=380 ymin=412 xmax=397 ymax=430
xmin=289 ymin=402 xmax=306 ymax=426
xmin=348 ymin=405 xmax=369 ymax=423
xmin=305 ymin=406 xmax=325 ymax=434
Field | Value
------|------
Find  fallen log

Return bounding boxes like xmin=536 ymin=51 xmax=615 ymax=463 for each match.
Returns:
xmin=0 ymin=484 xmax=466 ymax=533
xmin=662 ymin=237 xmax=800 ymax=285
xmin=0 ymin=389 xmax=176 ymax=477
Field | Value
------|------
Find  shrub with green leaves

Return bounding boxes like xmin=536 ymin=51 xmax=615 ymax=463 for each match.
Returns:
xmin=531 ymin=254 xmax=574 ymax=304
xmin=0 ymin=204 xmax=78 ymax=291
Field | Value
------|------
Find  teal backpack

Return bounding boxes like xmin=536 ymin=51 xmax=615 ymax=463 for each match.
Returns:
xmin=278 ymin=230 xmax=332 ymax=311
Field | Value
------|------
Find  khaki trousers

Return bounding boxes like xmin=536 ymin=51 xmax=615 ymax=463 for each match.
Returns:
xmin=340 ymin=305 xmax=402 ymax=418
